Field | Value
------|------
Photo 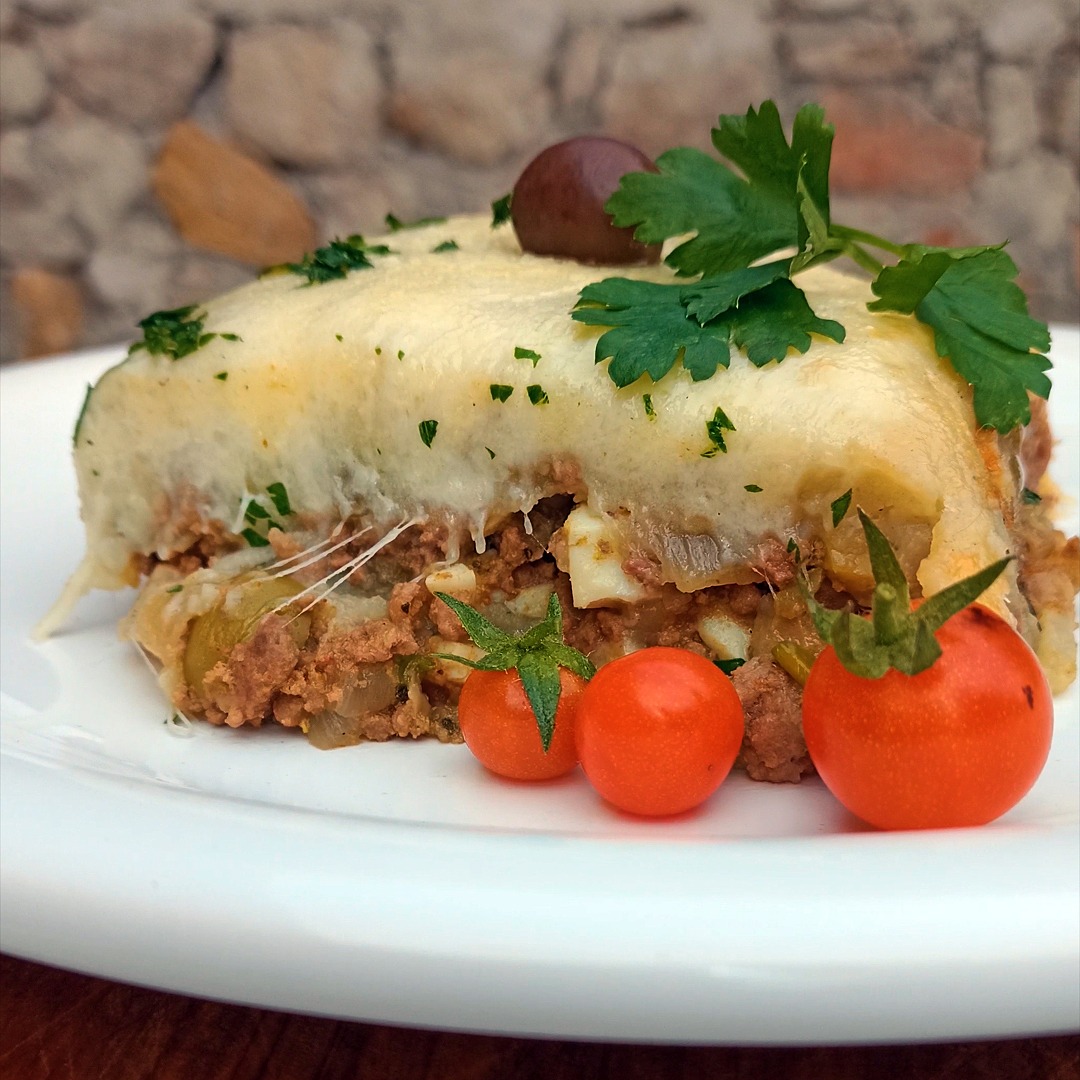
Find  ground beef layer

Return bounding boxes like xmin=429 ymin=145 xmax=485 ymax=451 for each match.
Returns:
xmin=125 ymin=491 xmax=1079 ymax=784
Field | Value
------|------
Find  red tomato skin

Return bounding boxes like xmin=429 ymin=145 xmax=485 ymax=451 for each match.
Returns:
xmin=575 ymin=647 xmax=745 ymax=817
xmin=457 ymin=668 xmax=584 ymax=781
xmin=802 ymin=604 xmax=1054 ymax=830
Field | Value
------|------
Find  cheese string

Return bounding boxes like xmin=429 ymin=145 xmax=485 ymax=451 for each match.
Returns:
xmin=272 ymin=517 xmax=421 ymax=623
xmin=267 ymin=523 xmax=372 ymax=579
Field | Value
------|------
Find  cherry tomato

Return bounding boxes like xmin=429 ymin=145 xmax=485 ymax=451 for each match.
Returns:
xmin=457 ymin=667 xmax=585 ymax=781
xmin=575 ymin=647 xmax=745 ymax=816
xmin=802 ymin=603 xmax=1054 ymax=830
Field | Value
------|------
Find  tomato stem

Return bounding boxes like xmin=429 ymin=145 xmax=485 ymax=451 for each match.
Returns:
xmin=872 ymin=583 xmax=908 ymax=645
xmin=433 ymin=590 xmax=595 ymax=751
xmin=804 ymin=509 xmax=1013 ymax=679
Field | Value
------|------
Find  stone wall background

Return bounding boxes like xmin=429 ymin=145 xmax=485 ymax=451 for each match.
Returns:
xmin=1 ymin=0 xmax=1078 ymax=361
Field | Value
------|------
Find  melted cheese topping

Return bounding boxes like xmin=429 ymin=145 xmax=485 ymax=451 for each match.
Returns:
xmin=67 ymin=214 xmax=1016 ymax=618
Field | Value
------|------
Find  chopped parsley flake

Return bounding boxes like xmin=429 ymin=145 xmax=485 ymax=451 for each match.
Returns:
xmin=266 ymin=482 xmax=292 ymax=517
xmin=214 ymin=371 xmax=228 ymax=380
xmin=486 ymin=446 xmax=496 ymax=459
xmin=1021 ymin=487 xmax=1042 ymax=504
xmin=166 ymin=585 xmax=183 ymax=594
xmin=714 ymin=657 xmax=747 ymax=676
xmin=268 ymin=235 xmax=391 ymax=285
xmin=432 ymin=240 xmax=459 ymax=253
xmin=526 ymin=384 xmax=549 ymax=405
xmin=397 ymin=349 xmax=405 ymax=360
xmin=240 ymin=483 xmax=293 ymax=544
xmin=335 ymin=333 xmax=343 ymax=342
xmin=241 ymin=527 xmax=271 ymax=548
xmin=831 ymin=488 xmax=853 ymax=527
xmin=745 ymin=484 xmax=763 ymax=493
xmin=419 ymin=419 xmax=439 ymax=447
xmin=375 ymin=346 xmax=382 ymax=355
xmin=243 ymin=500 xmax=273 ymax=522
xmin=642 ymin=393 xmax=656 ymax=419
xmin=701 ymin=405 xmax=735 ymax=457
xmin=491 ymin=193 xmax=512 ymax=227
xmin=515 ymin=346 xmax=541 ymax=366
xmin=128 ymin=306 xmax=241 ymax=361
xmin=490 ymin=384 xmax=514 ymax=402
xmin=384 ymin=212 xmax=448 ymax=232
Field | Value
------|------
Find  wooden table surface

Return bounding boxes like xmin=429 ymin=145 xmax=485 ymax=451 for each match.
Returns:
xmin=2 ymin=954 xmax=1076 ymax=1080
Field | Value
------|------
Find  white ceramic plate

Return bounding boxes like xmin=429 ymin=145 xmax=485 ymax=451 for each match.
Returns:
xmin=1 ymin=337 xmax=1078 ymax=1046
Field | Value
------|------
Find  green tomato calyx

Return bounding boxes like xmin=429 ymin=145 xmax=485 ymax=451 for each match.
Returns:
xmin=433 ymin=591 xmax=595 ymax=750
xmin=803 ymin=509 xmax=1012 ymax=679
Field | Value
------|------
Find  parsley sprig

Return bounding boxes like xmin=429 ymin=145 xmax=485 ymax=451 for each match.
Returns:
xmin=578 ymin=100 xmax=1051 ymax=433
xmin=435 ymin=592 xmax=595 ymax=750
xmin=573 ymin=272 xmax=844 ymax=386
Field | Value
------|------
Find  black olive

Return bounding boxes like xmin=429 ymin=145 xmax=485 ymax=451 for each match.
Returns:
xmin=511 ymin=136 xmax=662 ymax=266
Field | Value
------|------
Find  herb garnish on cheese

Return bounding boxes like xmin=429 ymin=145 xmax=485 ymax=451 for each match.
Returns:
xmin=129 ymin=306 xmax=241 ymax=361
xmin=266 ymin=235 xmax=392 ymax=285
xmin=575 ymin=101 xmax=1050 ymax=433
